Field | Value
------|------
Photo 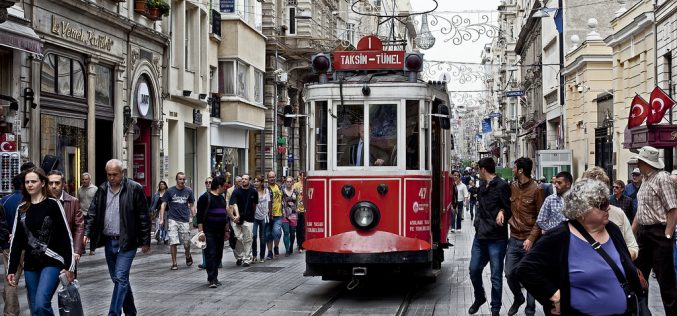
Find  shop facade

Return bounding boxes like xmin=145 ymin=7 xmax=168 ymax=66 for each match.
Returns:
xmin=0 ymin=4 xmax=41 ymax=195
xmin=31 ymin=0 xmax=167 ymax=195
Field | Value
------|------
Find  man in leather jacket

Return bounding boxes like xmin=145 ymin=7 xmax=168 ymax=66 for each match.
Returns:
xmin=85 ymin=159 xmax=150 ymax=316
xmin=505 ymin=157 xmax=544 ymax=316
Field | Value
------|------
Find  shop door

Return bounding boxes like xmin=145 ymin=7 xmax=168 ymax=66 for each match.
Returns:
xmin=185 ymin=128 xmax=196 ymax=190
xmin=95 ymin=119 xmax=113 ymax=187
xmin=594 ymin=127 xmax=614 ymax=180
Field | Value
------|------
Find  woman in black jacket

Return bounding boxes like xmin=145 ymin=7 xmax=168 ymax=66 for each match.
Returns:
xmin=6 ymin=168 xmax=75 ymax=316
xmin=517 ymin=178 xmax=641 ymax=316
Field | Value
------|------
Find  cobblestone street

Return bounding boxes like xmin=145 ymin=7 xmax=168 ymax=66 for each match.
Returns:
xmin=1 ymin=218 xmax=668 ymax=315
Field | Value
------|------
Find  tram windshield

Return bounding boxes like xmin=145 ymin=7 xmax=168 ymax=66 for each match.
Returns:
xmin=336 ymin=103 xmax=399 ymax=167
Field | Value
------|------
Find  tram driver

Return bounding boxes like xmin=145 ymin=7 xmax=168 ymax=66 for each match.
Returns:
xmin=339 ymin=120 xmax=388 ymax=167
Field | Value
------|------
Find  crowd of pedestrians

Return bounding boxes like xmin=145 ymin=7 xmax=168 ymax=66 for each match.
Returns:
xmin=463 ymin=145 xmax=677 ymax=316
xmin=0 ymin=156 xmax=305 ymax=315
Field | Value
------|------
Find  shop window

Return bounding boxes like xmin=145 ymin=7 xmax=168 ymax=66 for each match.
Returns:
xmin=41 ymin=54 xmax=56 ymax=93
xmin=41 ymin=53 xmax=85 ymax=99
xmin=95 ymin=65 xmax=113 ymax=106
xmin=40 ymin=114 xmax=87 ymax=195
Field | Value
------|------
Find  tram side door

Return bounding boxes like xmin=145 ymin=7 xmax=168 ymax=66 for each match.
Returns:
xmin=430 ymin=103 xmax=450 ymax=269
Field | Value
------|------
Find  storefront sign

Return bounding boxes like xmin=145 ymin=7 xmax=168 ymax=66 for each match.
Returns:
xmin=623 ymin=124 xmax=677 ymax=149
xmin=50 ymin=15 xmax=115 ymax=52
xmin=136 ymin=81 xmax=150 ymax=117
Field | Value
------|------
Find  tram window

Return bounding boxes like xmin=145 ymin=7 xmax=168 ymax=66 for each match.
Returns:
xmin=405 ymin=100 xmax=419 ymax=170
xmin=315 ymin=101 xmax=328 ymax=170
xmin=369 ymin=104 xmax=397 ymax=167
xmin=337 ymin=104 xmax=364 ymax=167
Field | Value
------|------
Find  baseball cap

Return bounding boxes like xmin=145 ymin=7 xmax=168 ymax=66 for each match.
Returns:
xmin=631 ymin=168 xmax=641 ymax=175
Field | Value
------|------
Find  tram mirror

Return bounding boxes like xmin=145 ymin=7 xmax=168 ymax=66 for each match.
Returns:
xmin=283 ymin=105 xmax=293 ymax=127
xmin=437 ymin=104 xmax=450 ymax=130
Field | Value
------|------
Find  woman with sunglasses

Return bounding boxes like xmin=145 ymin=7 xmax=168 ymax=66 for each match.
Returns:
xmin=6 ymin=168 xmax=75 ymax=315
xmin=517 ymin=178 xmax=642 ymax=316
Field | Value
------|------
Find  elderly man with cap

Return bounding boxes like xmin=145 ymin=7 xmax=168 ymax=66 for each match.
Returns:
xmin=631 ymin=146 xmax=677 ymax=315
xmin=624 ymin=167 xmax=642 ymax=221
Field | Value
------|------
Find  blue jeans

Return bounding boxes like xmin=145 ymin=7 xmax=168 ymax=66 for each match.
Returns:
xmin=252 ymin=219 xmax=268 ymax=258
xmin=468 ymin=201 xmax=477 ymax=220
xmin=281 ymin=221 xmax=297 ymax=254
xmin=505 ymin=238 xmax=536 ymax=314
xmin=469 ymin=238 xmax=508 ymax=312
xmin=454 ymin=202 xmax=463 ymax=230
xmin=24 ymin=266 xmax=60 ymax=316
xmin=104 ymin=238 xmax=137 ymax=316
xmin=267 ymin=216 xmax=282 ymax=242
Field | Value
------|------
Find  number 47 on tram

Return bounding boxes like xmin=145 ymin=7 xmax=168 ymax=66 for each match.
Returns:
xmin=300 ymin=36 xmax=456 ymax=281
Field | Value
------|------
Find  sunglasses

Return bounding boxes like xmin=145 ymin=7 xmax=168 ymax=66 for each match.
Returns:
xmin=205 ymin=181 xmax=212 ymax=184
xmin=612 ymin=186 xmax=621 ymax=189
xmin=596 ymin=200 xmax=610 ymax=212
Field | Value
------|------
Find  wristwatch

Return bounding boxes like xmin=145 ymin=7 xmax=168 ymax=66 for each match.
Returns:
xmin=667 ymin=234 xmax=672 ymax=240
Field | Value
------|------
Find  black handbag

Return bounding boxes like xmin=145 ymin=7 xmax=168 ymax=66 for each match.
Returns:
xmin=570 ymin=220 xmax=650 ymax=316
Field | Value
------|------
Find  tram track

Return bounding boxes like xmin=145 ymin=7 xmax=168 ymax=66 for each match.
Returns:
xmin=310 ymin=280 xmax=419 ymax=316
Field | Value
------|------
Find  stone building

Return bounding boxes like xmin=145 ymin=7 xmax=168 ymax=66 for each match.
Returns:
xmin=31 ymin=0 xmax=167 ymax=195
xmin=595 ymin=0 xmax=656 ymax=181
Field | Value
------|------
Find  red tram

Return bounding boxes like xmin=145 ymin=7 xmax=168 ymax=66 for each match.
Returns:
xmin=301 ymin=36 xmax=455 ymax=281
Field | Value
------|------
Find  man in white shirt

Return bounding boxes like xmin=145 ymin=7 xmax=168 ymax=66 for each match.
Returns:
xmin=453 ymin=170 xmax=469 ymax=232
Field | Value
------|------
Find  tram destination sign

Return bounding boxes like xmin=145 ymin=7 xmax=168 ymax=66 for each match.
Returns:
xmin=333 ymin=50 xmax=405 ymax=71
xmin=333 ymin=35 xmax=405 ymax=71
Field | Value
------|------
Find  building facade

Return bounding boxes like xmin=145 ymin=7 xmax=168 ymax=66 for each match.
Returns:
xmin=32 ymin=0 xmax=167 ymax=196
xmin=655 ymin=0 xmax=677 ymax=173
xmin=0 ymin=1 xmax=39 ymax=194
xmin=605 ymin=0 xmax=656 ymax=181
xmin=562 ymin=25 xmax=612 ymax=178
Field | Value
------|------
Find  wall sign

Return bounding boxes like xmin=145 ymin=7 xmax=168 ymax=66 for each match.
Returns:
xmin=220 ymin=0 xmax=235 ymax=13
xmin=50 ymin=15 xmax=115 ymax=52
xmin=137 ymin=81 xmax=150 ymax=117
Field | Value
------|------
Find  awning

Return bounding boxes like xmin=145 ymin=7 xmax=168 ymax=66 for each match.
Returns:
xmin=0 ymin=20 xmax=42 ymax=55
xmin=517 ymin=119 xmax=546 ymax=137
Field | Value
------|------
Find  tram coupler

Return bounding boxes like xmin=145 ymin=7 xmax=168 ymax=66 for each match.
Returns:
xmin=347 ymin=277 xmax=361 ymax=291
xmin=352 ymin=267 xmax=367 ymax=276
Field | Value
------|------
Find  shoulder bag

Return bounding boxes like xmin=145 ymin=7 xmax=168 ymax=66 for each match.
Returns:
xmin=569 ymin=220 xmax=650 ymax=316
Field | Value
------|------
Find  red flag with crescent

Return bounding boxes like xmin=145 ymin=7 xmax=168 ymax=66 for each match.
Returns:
xmin=628 ymin=94 xmax=649 ymax=129
xmin=646 ymin=86 xmax=676 ymax=124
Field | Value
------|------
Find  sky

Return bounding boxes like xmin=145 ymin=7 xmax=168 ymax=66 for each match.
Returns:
xmin=410 ymin=0 xmax=502 ymax=107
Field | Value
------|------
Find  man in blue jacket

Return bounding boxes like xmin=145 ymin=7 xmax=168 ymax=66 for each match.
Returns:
xmin=468 ymin=157 xmax=512 ymax=316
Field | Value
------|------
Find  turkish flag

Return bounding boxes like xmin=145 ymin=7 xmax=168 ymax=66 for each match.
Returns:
xmin=628 ymin=94 xmax=649 ymax=129
xmin=646 ymin=86 xmax=676 ymax=124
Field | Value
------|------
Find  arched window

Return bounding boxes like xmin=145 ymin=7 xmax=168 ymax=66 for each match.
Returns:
xmin=41 ymin=53 xmax=85 ymax=98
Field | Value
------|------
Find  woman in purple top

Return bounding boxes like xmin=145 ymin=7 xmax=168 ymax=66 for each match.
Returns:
xmin=196 ymin=176 xmax=229 ymax=288
xmin=517 ymin=179 xmax=642 ymax=316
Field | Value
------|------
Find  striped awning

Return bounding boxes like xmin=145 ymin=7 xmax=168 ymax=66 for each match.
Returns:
xmin=0 ymin=20 xmax=42 ymax=55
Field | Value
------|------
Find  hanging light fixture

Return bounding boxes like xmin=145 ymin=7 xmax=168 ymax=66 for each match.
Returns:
xmin=416 ymin=14 xmax=436 ymax=50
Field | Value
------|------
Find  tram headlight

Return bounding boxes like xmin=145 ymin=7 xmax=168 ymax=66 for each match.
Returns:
xmin=350 ymin=201 xmax=380 ymax=231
